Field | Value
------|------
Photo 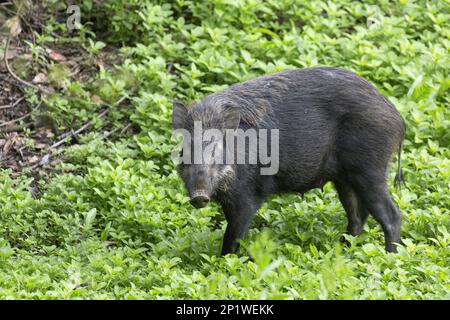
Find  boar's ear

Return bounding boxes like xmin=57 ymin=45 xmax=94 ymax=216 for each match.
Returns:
xmin=173 ymin=101 xmax=188 ymax=129
xmin=222 ymin=106 xmax=240 ymax=129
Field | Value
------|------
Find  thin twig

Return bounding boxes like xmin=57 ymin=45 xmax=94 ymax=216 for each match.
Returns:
xmin=120 ymin=123 xmax=133 ymax=135
xmin=3 ymin=32 xmax=51 ymax=95
xmin=49 ymin=95 xmax=128 ymax=149
xmin=0 ymin=100 xmax=41 ymax=129
xmin=100 ymin=127 xmax=121 ymax=140
xmin=49 ymin=109 xmax=109 ymax=149
xmin=0 ymin=4 xmax=16 ymax=16
xmin=0 ymin=96 xmax=25 ymax=110
xmin=20 ymin=16 xmax=36 ymax=45
xmin=0 ymin=111 xmax=32 ymax=127
xmin=100 ymin=123 xmax=132 ymax=141
xmin=0 ymin=123 xmax=34 ymax=134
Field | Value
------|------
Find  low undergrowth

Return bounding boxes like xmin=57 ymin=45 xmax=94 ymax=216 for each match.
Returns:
xmin=0 ymin=0 xmax=448 ymax=299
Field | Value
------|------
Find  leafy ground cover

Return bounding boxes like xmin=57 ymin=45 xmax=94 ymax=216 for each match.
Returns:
xmin=0 ymin=0 xmax=449 ymax=299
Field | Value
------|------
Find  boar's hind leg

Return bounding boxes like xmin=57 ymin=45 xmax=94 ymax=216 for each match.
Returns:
xmin=221 ymin=198 xmax=262 ymax=255
xmin=334 ymin=181 xmax=369 ymax=237
xmin=348 ymin=174 xmax=402 ymax=253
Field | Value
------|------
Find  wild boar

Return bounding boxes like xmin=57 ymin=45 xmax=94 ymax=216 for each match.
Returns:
xmin=172 ymin=67 xmax=406 ymax=254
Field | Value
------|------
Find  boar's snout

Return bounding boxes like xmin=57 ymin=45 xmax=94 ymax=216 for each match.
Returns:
xmin=190 ymin=191 xmax=210 ymax=208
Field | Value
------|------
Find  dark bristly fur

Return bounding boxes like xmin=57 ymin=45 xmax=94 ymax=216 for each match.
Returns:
xmin=173 ymin=67 xmax=406 ymax=255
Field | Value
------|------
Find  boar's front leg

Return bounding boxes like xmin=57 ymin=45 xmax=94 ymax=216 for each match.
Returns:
xmin=220 ymin=195 xmax=263 ymax=255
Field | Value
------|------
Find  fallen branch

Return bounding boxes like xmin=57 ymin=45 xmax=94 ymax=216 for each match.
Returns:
xmin=0 ymin=123 xmax=33 ymax=134
xmin=0 ymin=101 xmax=42 ymax=132
xmin=0 ymin=96 xmax=25 ymax=110
xmin=49 ymin=95 xmax=128 ymax=149
xmin=0 ymin=111 xmax=32 ymax=127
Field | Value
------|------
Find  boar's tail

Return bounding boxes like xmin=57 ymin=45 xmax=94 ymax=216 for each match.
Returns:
xmin=394 ymin=141 xmax=406 ymax=188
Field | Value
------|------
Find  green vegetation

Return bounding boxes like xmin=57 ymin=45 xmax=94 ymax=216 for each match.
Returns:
xmin=0 ymin=0 xmax=449 ymax=299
